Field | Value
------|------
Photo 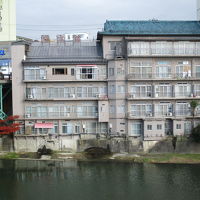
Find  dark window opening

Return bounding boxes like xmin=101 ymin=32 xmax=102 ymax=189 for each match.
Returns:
xmin=52 ymin=68 xmax=67 ymax=75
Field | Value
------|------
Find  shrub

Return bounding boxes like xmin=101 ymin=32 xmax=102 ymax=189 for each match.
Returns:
xmin=191 ymin=124 xmax=200 ymax=143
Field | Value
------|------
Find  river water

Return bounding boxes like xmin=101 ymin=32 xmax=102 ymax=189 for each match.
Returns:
xmin=0 ymin=159 xmax=200 ymax=200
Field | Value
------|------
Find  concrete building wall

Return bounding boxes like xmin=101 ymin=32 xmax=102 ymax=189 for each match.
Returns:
xmin=11 ymin=44 xmax=25 ymax=118
xmin=197 ymin=0 xmax=200 ymax=20
xmin=0 ymin=0 xmax=16 ymax=41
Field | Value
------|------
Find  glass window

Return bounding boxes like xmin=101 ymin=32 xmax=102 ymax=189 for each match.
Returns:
xmin=157 ymin=124 xmax=162 ymax=130
xmin=131 ymin=122 xmax=142 ymax=136
xmin=147 ymin=125 xmax=152 ymax=130
xmin=62 ymin=123 xmax=73 ymax=134
xmin=176 ymin=124 xmax=181 ymax=129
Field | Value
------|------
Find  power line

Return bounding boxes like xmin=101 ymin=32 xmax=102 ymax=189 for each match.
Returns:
xmin=17 ymin=28 xmax=102 ymax=31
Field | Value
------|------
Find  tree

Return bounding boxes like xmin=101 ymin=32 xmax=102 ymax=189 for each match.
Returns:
xmin=191 ymin=124 xmax=200 ymax=143
xmin=0 ymin=115 xmax=20 ymax=135
xmin=190 ymin=100 xmax=199 ymax=128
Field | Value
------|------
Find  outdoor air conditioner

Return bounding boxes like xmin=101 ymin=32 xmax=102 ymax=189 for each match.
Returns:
xmin=147 ymin=113 xmax=152 ymax=117
xmin=167 ymin=112 xmax=173 ymax=116
xmin=25 ymin=114 xmax=31 ymax=118
xmin=130 ymin=94 xmax=135 ymax=98
xmin=66 ymin=113 xmax=70 ymax=117
xmin=96 ymin=94 xmax=100 ymax=98
xmin=70 ymin=94 xmax=75 ymax=98
xmin=41 ymin=76 xmax=46 ymax=80
xmin=27 ymin=94 xmax=33 ymax=99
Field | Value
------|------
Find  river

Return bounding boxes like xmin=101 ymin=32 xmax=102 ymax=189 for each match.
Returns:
xmin=0 ymin=159 xmax=200 ymax=200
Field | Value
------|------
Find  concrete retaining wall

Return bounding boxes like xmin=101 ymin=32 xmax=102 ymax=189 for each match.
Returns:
xmin=11 ymin=135 xmax=200 ymax=153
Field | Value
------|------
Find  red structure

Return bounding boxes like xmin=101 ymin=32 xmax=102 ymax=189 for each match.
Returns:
xmin=0 ymin=115 xmax=20 ymax=135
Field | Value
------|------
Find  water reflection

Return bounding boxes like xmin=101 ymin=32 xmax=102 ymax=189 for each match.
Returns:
xmin=0 ymin=160 xmax=200 ymax=200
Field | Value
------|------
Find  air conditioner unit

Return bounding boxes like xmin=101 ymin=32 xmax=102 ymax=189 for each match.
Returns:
xmin=25 ymin=114 xmax=31 ymax=118
xmin=167 ymin=112 xmax=173 ymax=116
xmin=27 ymin=94 xmax=33 ymax=99
xmin=70 ymin=94 xmax=75 ymax=98
xmin=191 ymin=93 xmax=194 ymax=97
xmin=155 ymin=93 xmax=159 ymax=97
xmin=96 ymin=94 xmax=100 ymax=98
xmin=41 ymin=76 xmax=46 ymax=80
xmin=147 ymin=113 xmax=152 ymax=117
xmin=66 ymin=113 xmax=70 ymax=117
xmin=130 ymin=94 xmax=135 ymax=98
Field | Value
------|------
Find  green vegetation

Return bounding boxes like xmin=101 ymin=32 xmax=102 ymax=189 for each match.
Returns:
xmin=0 ymin=152 xmax=20 ymax=159
xmin=191 ymin=124 xmax=200 ymax=143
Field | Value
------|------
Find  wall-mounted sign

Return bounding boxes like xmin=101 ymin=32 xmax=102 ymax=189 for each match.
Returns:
xmin=0 ymin=59 xmax=10 ymax=66
xmin=0 ymin=50 xmax=5 ymax=55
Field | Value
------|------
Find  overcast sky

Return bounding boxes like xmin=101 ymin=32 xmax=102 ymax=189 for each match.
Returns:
xmin=17 ymin=0 xmax=197 ymax=40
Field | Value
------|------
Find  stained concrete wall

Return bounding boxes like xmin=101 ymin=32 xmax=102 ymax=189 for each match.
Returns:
xmin=12 ymin=135 xmax=200 ymax=153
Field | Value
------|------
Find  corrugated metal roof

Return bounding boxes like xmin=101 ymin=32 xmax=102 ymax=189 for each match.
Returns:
xmin=98 ymin=20 xmax=200 ymax=36
xmin=26 ymin=42 xmax=103 ymax=59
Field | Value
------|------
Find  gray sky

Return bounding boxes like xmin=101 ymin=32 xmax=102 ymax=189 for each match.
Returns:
xmin=17 ymin=0 xmax=197 ymax=40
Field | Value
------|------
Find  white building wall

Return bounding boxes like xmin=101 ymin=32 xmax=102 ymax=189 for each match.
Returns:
xmin=197 ymin=0 xmax=200 ymax=20
xmin=0 ymin=0 xmax=16 ymax=41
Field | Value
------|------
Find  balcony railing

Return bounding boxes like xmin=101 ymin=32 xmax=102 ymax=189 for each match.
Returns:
xmin=24 ymin=74 xmax=107 ymax=81
xmin=127 ymin=73 xmax=200 ymax=80
xmin=127 ymin=111 xmax=194 ymax=118
xmin=26 ymin=93 xmax=108 ymax=100
xmin=128 ymin=48 xmax=200 ymax=56
xmin=25 ymin=112 xmax=98 ymax=119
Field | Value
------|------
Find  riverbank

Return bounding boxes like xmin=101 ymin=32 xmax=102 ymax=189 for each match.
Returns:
xmin=1 ymin=152 xmax=200 ymax=164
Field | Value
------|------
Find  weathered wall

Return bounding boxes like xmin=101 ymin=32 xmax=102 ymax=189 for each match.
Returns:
xmin=11 ymin=135 xmax=200 ymax=153
xmin=144 ymin=138 xmax=200 ymax=153
xmin=0 ymin=136 xmax=13 ymax=151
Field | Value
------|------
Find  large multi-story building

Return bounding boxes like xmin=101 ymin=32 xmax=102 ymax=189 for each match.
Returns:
xmin=97 ymin=20 xmax=200 ymax=140
xmin=0 ymin=0 xmax=16 ymax=41
xmin=11 ymin=20 xmax=200 ymax=144
xmin=12 ymin=40 xmax=109 ymax=136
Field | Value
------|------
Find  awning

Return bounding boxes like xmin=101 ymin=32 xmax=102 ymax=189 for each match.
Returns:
xmin=34 ymin=123 xmax=54 ymax=128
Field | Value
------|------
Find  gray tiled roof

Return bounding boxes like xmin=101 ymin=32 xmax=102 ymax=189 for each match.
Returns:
xmin=24 ymin=41 xmax=104 ymax=64
xmin=98 ymin=20 xmax=200 ymax=36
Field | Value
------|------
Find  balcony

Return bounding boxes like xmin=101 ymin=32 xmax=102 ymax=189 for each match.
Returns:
xmin=127 ymin=48 xmax=200 ymax=57
xmin=127 ymin=73 xmax=200 ymax=80
xmin=25 ymin=112 xmax=98 ymax=119
xmin=26 ymin=93 xmax=108 ymax=101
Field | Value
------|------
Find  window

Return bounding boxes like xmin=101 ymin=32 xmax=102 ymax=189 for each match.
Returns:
xmin=155 ymin=103 xmax=173 ymax=116
xmin=155 ymin=84 xmax=172 ymax=97
xmin=24 ymin=67 xmax=46 ymax=80
xmin=131 ymin=85 xmax=152 ymax=98
xmin=128 ymin=42 xmax=150 ymax=55
xmin=194 ymin=84 xmax=200 ymax=96
xmin=71 ymin=68 xmax=75 ymax=76
xmin=131 ymin=104 xmax=152 ymax=117
xmin=147 ymin=125 xmax=152 ymax=130
xmin=130 ymin=61 xmax=152 ymax=79
xmin=62 ymin=123 xmax=73 ymax=134
xmin=184 ymin=121 xmax=192 ymax=135
xmin=52 ymin=68 xmax=67 ymax=75
xmin=131 ymin=122 xmax=142 ymax=136
xmin=176 ymin=102 xmax=191 ymax=116
xmin=156 ymin=61 xmax=171 ymax=78
xmin=109 ymin=41 xmax=122 ymax=51
xmin=76 ymin=67 xmax=98 ymax=80
xmin=174 ymin=42 xmax=194 ymax=55
xmin=109 ymin=68 xmax=114 ymax=76
xmin=151 ymin=42 xmax=172 ymax=55
xmin=157 ymin=124 xmax=162 ymax=130
xmin=176 ymin=61 xmax=191 ymax=78
xmin=117 ymin=67 xmax=125 ymax=75
xmin=76 ymin=106 xmax=98 ymax=117
xmin=176 ymin=124 xmax=181 ymax=129
xmin=175 ymin=83 xmax=191 ymax=97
